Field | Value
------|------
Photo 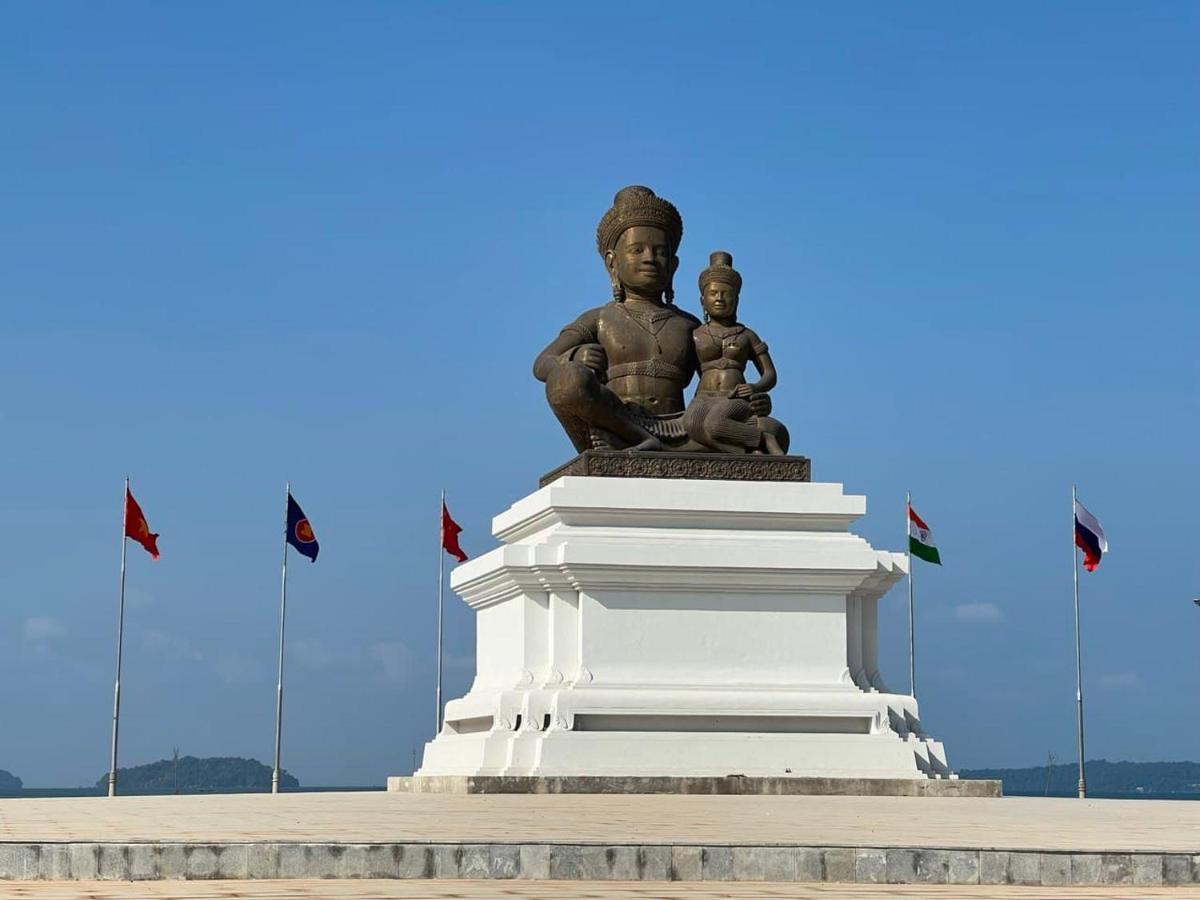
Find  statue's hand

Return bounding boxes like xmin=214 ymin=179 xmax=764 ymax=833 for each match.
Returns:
xmin=748 ymin=392 xmax=772 ymax=417
xmin=575 ymin=345 xmax=608 ymax=378
xmin=732 ymin=383 xmax=754 ymax=400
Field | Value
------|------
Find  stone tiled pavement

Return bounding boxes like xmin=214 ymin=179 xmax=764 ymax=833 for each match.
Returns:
xmin=3 ymin=792 xmax=1197 ymax=851
xmin=1 ymin=881 xmax=1199 ymax=898
xmin=3 ymin=792 xmax=1200 ymax=886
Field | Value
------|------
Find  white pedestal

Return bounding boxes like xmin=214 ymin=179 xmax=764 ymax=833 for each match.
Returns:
xmin=417 ymin=477 xmax=952 ymax=780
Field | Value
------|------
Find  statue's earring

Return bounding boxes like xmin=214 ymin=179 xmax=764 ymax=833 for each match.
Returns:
xmin=665 ymin=277 xmax=675 ymax=303
xmin=605 ymin=251 xmax=624 ymax=302
xmin=703 ymin=310 xmax=710 ymax=324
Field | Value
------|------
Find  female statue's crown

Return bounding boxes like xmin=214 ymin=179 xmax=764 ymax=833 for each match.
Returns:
xmin=596 ymin=185 xmax=683 ymax=256
xmin=699 ymin=250 xmax=742 ymax=291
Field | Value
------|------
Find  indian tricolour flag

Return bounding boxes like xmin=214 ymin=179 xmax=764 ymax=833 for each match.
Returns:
xmin=908 ymin=504 xmax=942 ymax=565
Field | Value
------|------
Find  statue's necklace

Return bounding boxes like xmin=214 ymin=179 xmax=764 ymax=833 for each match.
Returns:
xmin=706 ymin=322 xmax=745 ymax=352
xmin=618 ymin=302 xmax=671 ymax=353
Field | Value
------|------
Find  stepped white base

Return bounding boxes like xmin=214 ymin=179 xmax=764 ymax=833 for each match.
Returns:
xmin=417 ymin=477 xmax=952 ymax=780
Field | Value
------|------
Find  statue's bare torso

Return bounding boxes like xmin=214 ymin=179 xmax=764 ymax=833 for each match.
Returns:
xmin=556 ymin=300 xmax=699 ymax=415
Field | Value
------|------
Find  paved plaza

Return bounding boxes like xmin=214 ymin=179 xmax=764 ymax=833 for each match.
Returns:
xmin=3 ymin=791 xmax=1200 ymax=887
xmin=2 ymin=791 xmax=1198 ymax=851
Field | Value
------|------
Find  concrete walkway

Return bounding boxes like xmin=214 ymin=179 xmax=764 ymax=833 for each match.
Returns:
xmin=2 ymin=792 xmax=1199 ymax=886
xmin=3 ymin=792 xmax=1198 ymax=851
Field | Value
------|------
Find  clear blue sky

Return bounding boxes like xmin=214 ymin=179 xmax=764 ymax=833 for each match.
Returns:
xmin=2 ymin=3 xmax=1197 ymax=786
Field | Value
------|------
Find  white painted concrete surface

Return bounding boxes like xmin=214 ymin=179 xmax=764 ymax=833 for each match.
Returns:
xmin=418 ymin=477 xmax=950 ymax=780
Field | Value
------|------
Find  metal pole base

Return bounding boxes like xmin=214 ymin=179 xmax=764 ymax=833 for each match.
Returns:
xmin=107 ymin=773 xmax=116 ymax=798
xmin=271 ymin=770 xmax=279 ymax=795
xmin=1078 ymin=778 xmax=1087 ymax=799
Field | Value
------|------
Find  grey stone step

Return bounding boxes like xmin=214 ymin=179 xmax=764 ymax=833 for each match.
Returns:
xmin=1 ymin=842 xmax=1195 ymax=886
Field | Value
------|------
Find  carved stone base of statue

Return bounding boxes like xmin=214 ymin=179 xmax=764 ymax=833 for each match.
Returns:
xmin=539 ymin=450 xmax=811 ymax=487
xmin=412 ymin=477 xmax=955 ymax=782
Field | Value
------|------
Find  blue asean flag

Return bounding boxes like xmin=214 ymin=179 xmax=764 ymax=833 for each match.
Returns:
xmin=286 ymin=493 xmax=319 ymax=562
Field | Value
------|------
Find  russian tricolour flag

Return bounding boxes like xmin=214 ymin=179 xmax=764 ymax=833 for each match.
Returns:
xmin=1074 ymin=499 xmax=1108 ymax=572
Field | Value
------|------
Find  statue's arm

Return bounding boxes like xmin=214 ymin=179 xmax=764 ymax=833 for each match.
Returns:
xmin=532 ymin=309 xmax=602 ymax=383
xmin=678 ymin=312 xmax=702 ymax=389
xmin=533 ymin=332 xmax=583 ymax=382
xmin=746 ymin=331 xmax=777 ymax=394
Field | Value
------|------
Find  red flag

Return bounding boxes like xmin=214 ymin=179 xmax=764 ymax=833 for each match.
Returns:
xmin=124 ymin=487 xmax=160 ymax=559
xmin=441 ymin=500 xmax=468 ymax=563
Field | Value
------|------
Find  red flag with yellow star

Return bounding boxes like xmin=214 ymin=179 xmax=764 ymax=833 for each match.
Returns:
xmin=124 ymin=487 xmax=160 ymax=559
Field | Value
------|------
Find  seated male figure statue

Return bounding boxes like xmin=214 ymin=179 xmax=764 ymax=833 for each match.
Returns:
xmin=535 ymin=186 xmax=772 ymax=453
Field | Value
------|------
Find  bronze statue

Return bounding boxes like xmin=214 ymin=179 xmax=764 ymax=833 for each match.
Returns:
xmin=533 ymin=186 xmax=701 ymax=452
xmin=534 ymin=186 xmax=787 ymax=456
xmin=682 ymin=252 xmax=789 ymax=455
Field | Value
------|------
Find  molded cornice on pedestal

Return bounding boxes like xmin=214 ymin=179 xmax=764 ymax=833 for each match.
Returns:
xmin=494 ymin=478 xmax=863 ymax=542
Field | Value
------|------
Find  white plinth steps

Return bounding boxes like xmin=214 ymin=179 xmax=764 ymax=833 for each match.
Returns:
xmin=405 ymin=477 xmax=972 ymax=794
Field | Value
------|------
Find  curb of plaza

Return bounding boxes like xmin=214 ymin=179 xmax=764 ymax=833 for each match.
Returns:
xmin=1 ymin=842 xmax=1199 ymax=886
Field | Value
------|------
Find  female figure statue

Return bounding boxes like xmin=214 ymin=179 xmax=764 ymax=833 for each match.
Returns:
xmin=683 ymin=251 xmax=789 ymax=455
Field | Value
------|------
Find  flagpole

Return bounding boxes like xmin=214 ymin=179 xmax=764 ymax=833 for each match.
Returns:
xmin=1072 ymin=484 xmax=1087 ymax=799
xmin=272 ymin=481 xmax=289 ymax=795
xmin=906 ymin=491 xmax=916 ymax=698
xmin=436 ymin=488 xmax=445 ymax=737
xmin=108 ymin=476 xmax=130 ymax=797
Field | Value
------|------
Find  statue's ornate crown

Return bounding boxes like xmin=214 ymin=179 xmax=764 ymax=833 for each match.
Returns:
xmin=698 ymin=250 xmax=742 ymax=291
xmin=596 ymin=185 xmax=683 ymax=256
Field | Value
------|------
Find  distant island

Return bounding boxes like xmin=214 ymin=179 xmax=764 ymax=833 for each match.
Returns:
xmin=0 ymin=769 xmax=22 ymax=791
xmin=94 ymin=756 xmax=299 ymax=794
xmin=960 ymin=759 xmax=1200 ymax=796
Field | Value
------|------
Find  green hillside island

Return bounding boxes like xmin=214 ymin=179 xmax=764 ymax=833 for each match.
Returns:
xmin=0 ymin=769 xmax=22 ymax=791
xmin=961 ymin=760 xmax=1200 ymax=796
xmin=94 ymin=756 xmax=299 ymax=794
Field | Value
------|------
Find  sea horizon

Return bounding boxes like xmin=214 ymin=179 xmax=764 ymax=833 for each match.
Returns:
xmin=4 ymin=786 xmax=1198 ymax=802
